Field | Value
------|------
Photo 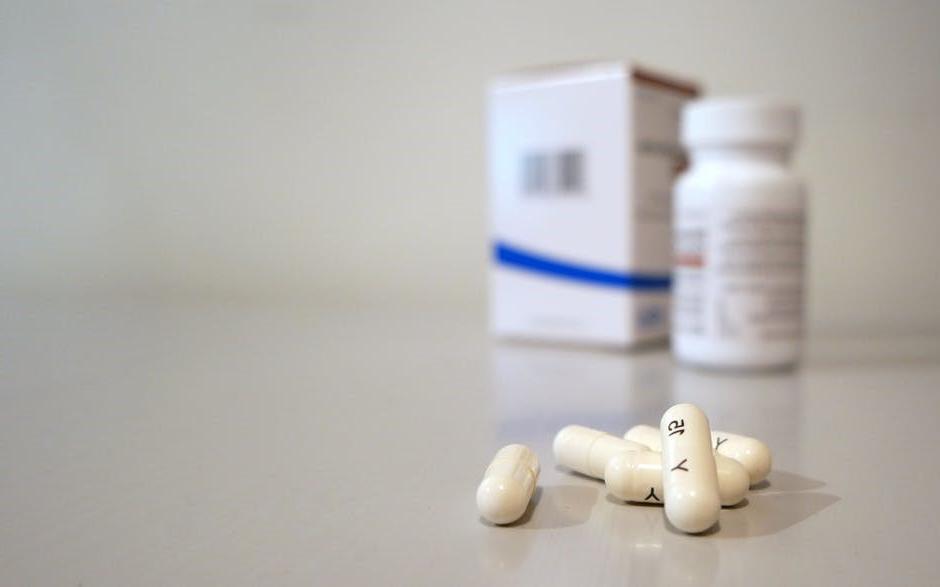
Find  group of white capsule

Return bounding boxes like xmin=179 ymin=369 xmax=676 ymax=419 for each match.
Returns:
xmin=476 ymin=403 xmax=771 ymax=533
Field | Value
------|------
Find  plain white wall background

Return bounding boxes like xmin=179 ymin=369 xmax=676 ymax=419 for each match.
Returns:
xmin=2 ymin=1 xmax=939 ymax=334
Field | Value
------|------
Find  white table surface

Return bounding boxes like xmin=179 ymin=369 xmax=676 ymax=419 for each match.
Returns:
xmin=2 ymin=299 xmax=940 ymax=585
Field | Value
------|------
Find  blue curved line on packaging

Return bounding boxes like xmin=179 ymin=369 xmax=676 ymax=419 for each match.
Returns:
xmin=493 ymin=241 xmax=671 ymax=291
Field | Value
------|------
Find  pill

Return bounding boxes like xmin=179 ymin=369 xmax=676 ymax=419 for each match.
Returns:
xmin=623 ymin=424 xmax=664 ymax=450
xmin=605 ymin=450 xmax=749 ymax=506
xmin=661 ymin=404 xmax=721 ymax=533
xmin=476 ymin=444 xmax=540 ymax=525
xmin=625 ymin=424 xmax=772 ymax=485
xmin=553 ymin=425 xmax=649 ymax=479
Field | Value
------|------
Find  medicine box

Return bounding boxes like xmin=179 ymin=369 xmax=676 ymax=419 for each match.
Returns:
xmin=488 ymin=61 xmax=699 ymax=347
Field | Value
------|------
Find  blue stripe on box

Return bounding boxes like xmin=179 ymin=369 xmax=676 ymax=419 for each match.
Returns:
xmin=493 ymin=241 xmax=671 ymax=291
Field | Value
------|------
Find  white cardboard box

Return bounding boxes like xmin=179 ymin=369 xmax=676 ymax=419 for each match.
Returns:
xmin=488 ymin=61 xmax=699 ymax=347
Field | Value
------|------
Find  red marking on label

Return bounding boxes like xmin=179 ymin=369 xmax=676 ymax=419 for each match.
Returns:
xmin=675 ymin=254 xmax=704 ymax=268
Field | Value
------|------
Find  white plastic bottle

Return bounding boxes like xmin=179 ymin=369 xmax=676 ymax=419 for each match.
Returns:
xmin=672 ymin=98 xmax=806 ymax=370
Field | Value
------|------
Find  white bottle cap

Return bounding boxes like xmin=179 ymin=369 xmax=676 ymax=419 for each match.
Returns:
xmin=682 ymin=97 xmax=800 ymax=148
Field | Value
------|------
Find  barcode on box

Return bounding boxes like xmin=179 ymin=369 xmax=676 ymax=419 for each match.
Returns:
xmin=522 ymin=149 xmax=585 ymax=195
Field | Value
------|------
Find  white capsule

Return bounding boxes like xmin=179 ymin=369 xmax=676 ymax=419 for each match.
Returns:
xmin=625 ymin=424 xmax=772 ymax=485
xmin=623 ymin=424 xmax=664 ymax=450
xmin=709 ymin=431 xmax=772 ymax=485
xmin=605 ymin=451 xmax=749 ymax=506
xmin=476 ymin=444 xmax=540 ymax=525
xmin=661 ymin=404 xmax=721 ymax=533
xmin=553 ymin=425 xmax=649 ymax=479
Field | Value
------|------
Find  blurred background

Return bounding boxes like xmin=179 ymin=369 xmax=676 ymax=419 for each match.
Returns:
xmin=2 ymin=0 xmax=939 ymax=335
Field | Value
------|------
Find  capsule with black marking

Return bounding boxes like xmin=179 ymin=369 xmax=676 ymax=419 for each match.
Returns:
xmin=625 ymin=424 xmax=771 ymax=485
xmin=605 ymin=450 xmax=749 ymax=506
xmin=661 ymin=404 xmax=721 ymax=533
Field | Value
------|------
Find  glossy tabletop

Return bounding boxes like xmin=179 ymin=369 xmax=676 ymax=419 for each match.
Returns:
xmin=2 ymin=300 xmax=939 ymax=585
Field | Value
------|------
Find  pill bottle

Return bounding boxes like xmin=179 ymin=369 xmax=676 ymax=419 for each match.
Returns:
xmin=672 ymin=98 xmax=806 ymax=371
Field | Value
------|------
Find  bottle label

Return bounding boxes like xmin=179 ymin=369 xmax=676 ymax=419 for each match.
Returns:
xmin=674 ymin=204 xmax=805 ymax=341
